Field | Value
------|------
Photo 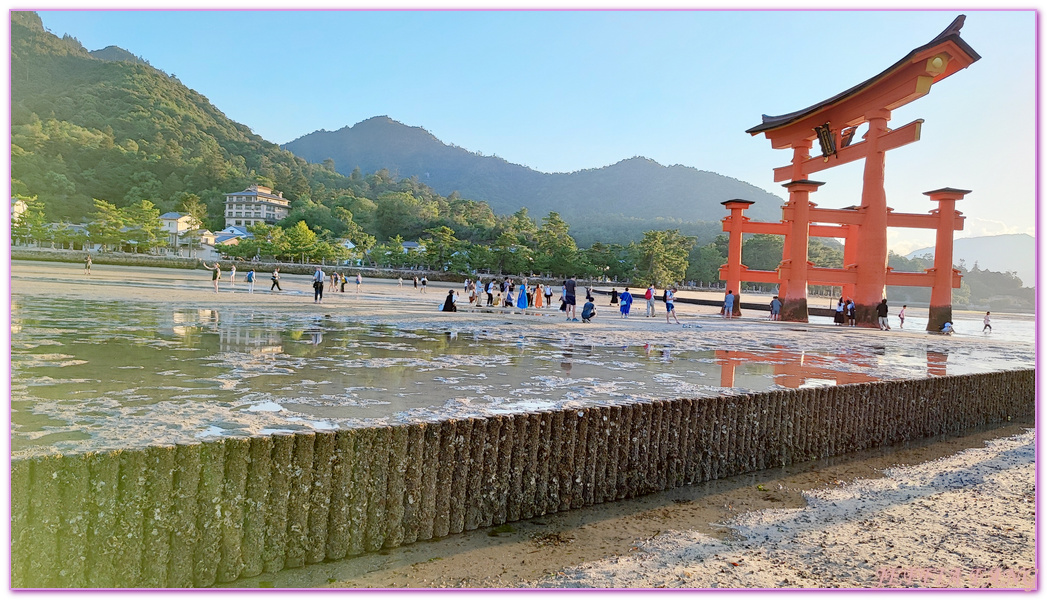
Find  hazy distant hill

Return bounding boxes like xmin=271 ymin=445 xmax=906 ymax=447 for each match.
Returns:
xmin=283 ymin=116 xmax=785 ymax=224
xmin=906 ymin=233 xmax=1035 ymax=286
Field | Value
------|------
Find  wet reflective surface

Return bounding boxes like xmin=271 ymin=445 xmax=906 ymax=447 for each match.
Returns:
xmin=11 ymin=297 xmax=1033 ymax=456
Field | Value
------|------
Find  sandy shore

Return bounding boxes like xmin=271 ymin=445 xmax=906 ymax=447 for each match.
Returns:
xmin=9 ymin=260 xmax=1038 ymax=590
xmin=10 ymin=260 xmax=1034 ymax=355
xmin=531 ymin=430 xmax=1036 ymax=589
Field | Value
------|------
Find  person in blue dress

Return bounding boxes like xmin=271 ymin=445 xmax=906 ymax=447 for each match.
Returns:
xmin=619 ymin=287 xmax=634 ymax=318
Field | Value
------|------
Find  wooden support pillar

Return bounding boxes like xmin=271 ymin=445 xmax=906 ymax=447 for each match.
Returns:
xmin=779 ymin=180 xmax=823 ymax=322
xmin=853 ymin=109 xmax=891 ymax=327
xmin=720 ymin=199 xmax=753 ymax=316
xmin=841 ymin=213 xmax=859 ymax=301
xmin=924 ymin=188 xmax=969 ymax=331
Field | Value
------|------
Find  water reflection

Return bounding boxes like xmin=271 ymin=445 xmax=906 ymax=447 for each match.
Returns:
xmin=10 ymin=297 xmax=1027 ymax=456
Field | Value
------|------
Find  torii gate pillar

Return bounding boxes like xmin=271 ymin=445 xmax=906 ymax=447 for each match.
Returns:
xmin=925 ymin=187 xmax=969 ymax=331
xmin=851 ymin=109 xmax=892 ymax=326
xmin=779 ymin=180 xmax=823 ymax=322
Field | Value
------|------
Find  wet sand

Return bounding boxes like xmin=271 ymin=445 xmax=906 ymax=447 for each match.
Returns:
xmin=10 ymin=260 xmax=1037 ymax=589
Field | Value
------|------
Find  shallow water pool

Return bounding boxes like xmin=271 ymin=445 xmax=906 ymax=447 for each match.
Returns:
xmin=10 ymin=297 xmax=1032 ymax=456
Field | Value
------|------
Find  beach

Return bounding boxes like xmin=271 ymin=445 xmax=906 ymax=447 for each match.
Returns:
xmin=10 ymin=259 xmax=1037 ymax=589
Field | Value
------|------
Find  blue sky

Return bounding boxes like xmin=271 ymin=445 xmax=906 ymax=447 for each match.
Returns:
xmin=31 ymin=8 xmax=1037 ymax=254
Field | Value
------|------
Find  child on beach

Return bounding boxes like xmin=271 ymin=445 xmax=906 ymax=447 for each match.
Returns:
xmin=899 ymin=305 xmax=907 ymax=328
xmin=983 ymin=312 xmax=992 ymax=333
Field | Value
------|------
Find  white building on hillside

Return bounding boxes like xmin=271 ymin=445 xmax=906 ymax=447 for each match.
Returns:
xmin=223 ymin=184 xmax=290 ymax=228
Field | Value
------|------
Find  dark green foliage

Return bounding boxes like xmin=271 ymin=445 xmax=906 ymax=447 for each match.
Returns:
xmin=11 ymin=11 xmax=348 ymax=222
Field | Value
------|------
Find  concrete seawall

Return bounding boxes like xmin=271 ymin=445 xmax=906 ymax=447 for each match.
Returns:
xmin=11 ymin=369 xmax=1035 ymax=588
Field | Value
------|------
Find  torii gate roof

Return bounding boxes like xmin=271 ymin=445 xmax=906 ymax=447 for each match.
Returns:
xmin=746 ymin=15 xmax=980 ymax=136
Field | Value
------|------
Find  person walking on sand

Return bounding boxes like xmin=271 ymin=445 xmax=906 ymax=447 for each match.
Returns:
xmin=619 ymin=287 xmax=633 ymax=318
xmin=610 ymin=287 xmax=619 ymax=306
xmin=645 ymin=285 xmax=656 ymax=317
xmin=398 ymin=276 xmax=404 ymax=288
xmin=665 ymin=287 xmax=681 ymax=324
xmin=899 ymin=305 xmax=907 ymax=328
xmin=414 ymin=276 xmax=419 ymax=290
xmin=723 ymin=290 xmax=735 ymax=319
xmin=534 ymin=283 xmax=544 ymax=308
xmin=876 ymin=298 xmax=890 ymax=330
xmin=356 ymin=272 xmax=363 ymax=294
xmin=312 ymin=266 xmax=326 ymax=304
xmin=545 ymin=283 xmax=553 ymax=308
xmin=84 ymin=253 xmax=92 ymax=276
xmin=420 ymin=276 xmax=428 ymax=293
xmin=983 ymin=311 xmax=992 ymax=333
xmin=270 ymin=268 xmax=282 ymax=291
xmin=245 ymin=269 xmax=255 ymax=294
xmin=229 ymin=264 xmax=237 ymax=289
xmin=203 ymin=261 xmax=221 ymax=293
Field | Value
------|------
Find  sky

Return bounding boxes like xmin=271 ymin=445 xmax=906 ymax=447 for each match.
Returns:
xmin=23 ymin=7 xmax=1039 ymax=255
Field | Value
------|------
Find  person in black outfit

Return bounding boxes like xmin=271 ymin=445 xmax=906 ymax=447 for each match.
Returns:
xmin=442 ymin=289 xmax=458 ymax=312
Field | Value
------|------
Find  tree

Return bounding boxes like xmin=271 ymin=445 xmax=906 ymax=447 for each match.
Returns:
xmin=121 ymin=199 xmax=164 ymax=253
xmin=422 ymin=225 xmax=462 ymax=270
xmin=536 ymin=212 xmax=580 ymax=277
xmin=492 ymin=230 xmax=533 ymax=275
xmin=741 ymin=234 xmax=784 ymax=271
xmin=282 ymin=221 xmax=318 ymax=263
xmin=634 ymin=229 xmax=696 ymax=287
xmin=87 ymin=198 xmax=124 ymax=251
xmin=686 ymin=242 xmax=727 ymax=285
xmin=581 ymin=242 xmax=634 ymax=282
xmin=11 ymin=195 xmax=47 ymax=246
xmin=178 ymin=193 xmax=209 ymax=258
xmin=333 ymin=206 xmax=376 ymax=264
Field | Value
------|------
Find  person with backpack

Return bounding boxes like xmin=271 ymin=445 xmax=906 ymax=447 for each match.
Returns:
xmin=645 ymin=285 xmax=656 ymax=317
xmin=245 ymin=269 xmax=255 ymax=294
xmin=665 ymin=287 xmax=680 ymax=324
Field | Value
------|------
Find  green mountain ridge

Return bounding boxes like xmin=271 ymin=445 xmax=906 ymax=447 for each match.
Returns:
xmin=283 ymin=116 xmax=786 ymax=224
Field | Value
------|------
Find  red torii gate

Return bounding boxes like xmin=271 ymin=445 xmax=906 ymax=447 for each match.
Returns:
xmin=720 ymin=16 xmax=980 ymax=330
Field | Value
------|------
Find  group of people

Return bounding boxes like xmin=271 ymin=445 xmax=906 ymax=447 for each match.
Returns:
xmin=201 ymin=261 xmax=366 ymax=302
xmin=609 ymin=284 xmax=681 ymax=324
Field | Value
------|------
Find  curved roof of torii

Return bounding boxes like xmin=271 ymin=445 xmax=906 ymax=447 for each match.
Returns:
xmin=746 ymin=15 xmax=981 ymax=135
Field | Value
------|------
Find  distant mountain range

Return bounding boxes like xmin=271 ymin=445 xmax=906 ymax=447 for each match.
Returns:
xmin=906 ymin=233 xmax=1035 ymax=287
xmin=283 ymin=116 xmax=785 ymax=224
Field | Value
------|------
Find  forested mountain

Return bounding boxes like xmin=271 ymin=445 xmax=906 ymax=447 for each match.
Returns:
xmin=283 ymin=117 xmax=786 ymax=226
xmin=10 ymin=10 xmax=351 ymax=229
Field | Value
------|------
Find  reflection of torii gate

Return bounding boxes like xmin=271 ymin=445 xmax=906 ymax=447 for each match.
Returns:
xmin=715 ymin=348 xmax=951 ymax=388
xmin=720 ymin=16 xmax=980 ymax=330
